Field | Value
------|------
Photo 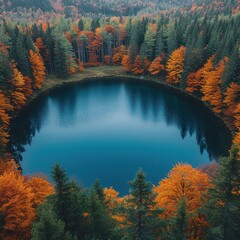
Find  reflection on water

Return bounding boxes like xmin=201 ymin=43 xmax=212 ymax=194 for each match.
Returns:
xmin=9 ymin=78 xmax=232 ymax=194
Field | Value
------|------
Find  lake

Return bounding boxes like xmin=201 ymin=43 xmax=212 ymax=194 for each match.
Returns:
xmin=10 ymin=78 xmax=232 ymax=195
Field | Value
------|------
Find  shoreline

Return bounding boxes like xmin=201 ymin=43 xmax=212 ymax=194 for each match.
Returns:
xmin=11 ymin=65 xmax=234 ymax=138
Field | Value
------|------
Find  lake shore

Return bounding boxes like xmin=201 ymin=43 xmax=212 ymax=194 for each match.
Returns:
xmin=17 ymin=65 xmax=234 ymax=137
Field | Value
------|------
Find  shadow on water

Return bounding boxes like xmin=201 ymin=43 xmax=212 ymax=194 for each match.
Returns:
xmin=8 ymin=78 xmax=232 ymax=193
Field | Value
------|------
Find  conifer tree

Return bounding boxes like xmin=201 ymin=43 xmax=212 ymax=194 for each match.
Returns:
xmin=124 ymin=170 xmax=163 ymax=240
xmin=205 ymin=146 xmax=240 ymax=240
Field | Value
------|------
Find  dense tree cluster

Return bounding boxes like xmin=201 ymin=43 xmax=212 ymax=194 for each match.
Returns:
xmin=1 ymin=146 xmax=239 ymax=239
xmin=0 ymin=1 xmax=240 ymax=239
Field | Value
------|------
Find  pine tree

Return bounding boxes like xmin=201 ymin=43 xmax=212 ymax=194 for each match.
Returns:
xmin=205 ymin=146 xmax=240 ymax=240
xmin=166 ymin=198 xmax=190 ymax=240
xmin=32 ymin=203 xmax=76 ymax=240
xmin=87 ymin=189 xmax=119 ymax=239
xmin=124 ymin=170 xmax=163 ymax=240
xmin=51 ymin=164 xmax=71 ymax=227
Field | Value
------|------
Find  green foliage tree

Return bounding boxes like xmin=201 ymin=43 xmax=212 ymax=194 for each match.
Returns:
xmin=204 ymin=146 xmax=240 ymax=240
xmin=124 ymin=170 xmax=164 ymax=240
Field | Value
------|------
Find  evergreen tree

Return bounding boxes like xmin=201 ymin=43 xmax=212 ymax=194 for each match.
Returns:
xmin=140 ymin=24 xmax=156 ymax=61
xmin=205 ymin=146 xmax=240 ymax=240
xmin=86 ymin=189 xmax=119 ymax=240
xmin=124 ymin=170 xmax=164 ymax=240
xmin=52 ymin=164 xmax=71 ymax=228
xmin=92 ymin=179 xmax=105 ymax=204
xmin=222 ymin=45 xmax=240 ymax=87
xmin=165 ymin=198 xmax=190 ymax=240
xmin=32 ymin=202 xmax=75 ymax=240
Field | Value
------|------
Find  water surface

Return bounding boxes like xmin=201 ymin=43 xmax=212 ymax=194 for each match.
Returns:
xmin=10 ymin=78 xmax=232 ymax=194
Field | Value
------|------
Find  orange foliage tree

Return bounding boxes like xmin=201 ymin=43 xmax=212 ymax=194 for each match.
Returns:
xmin=223 ymin=82 xmax=240 ymax=116
xmin=185 ymin=69 xmax=202 ymax=93
xmin=29 ymin=50 xmax=46 ymax=89
xmin=23 ymin=76 xmax=33 ymax=98
xmin=132 ymin=55 xmax=150 ymax=75
xmin=0 ymin=171 xmax=35 ymax=240
xmin=166 ymin=46 xmax=186 ymax=84
xmin=26 ymin=177 xmax=54 ymax=208
xmin=233 ymin=104 xmax=240 ymax=146
xmin=112 ymin=45 xmax=127 ymax=65
xmin=201 ymin=58 xmax=228 ymax=113
xmin=153 ymin=163 xmax=211 ymax=238
xmin=148 ymin=55 xmax=165 ymax=75
xmin=0 ymin=92 xmax=13 ymax=149
xmin=0 ymin=159 xmax=54 ymax=240
xmin=11 ymin=67 xmax=26 ymax=109
xmin=122 ymin=54 xmax=132 ymax=72
xmin=104 ymin=55 xmax=111 ymax=65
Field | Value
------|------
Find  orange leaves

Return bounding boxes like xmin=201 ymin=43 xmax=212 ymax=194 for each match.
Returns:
xmin=0 ymin=171 xmax=35 ymax=240
xmin=154 ymin=164 xmax=211 ymax=217
xmin=23 ymin=76 xmax=33 ymax=98
xmin=233 ymin=104 xmax=240 ymax=146
xmin=122 ymin=54 xmax=132 ymax=72
xmin=113 ymin=45 xmax=127 ymax=65
xmin=29 ymin=50 xmax=46 ymax=89
xmin=132 ymin=55 xmax=150 ymax=75
xmin=185 ymin=69 xmax=202 ymax=93
xmin=234 ymin=104 xmax=240 ymax=130
xmin=148 ymin=55 xmax=165 ymax=75
xmin=166 ymin=46 xmax=186 ymax=84
xmin=78 ymin=60 xmax=84 ymax=72
xmin=0 ymin=158 xmax=19 ymax=175
xmin=0 ymin=159 xmax=54 ymax=239
xmin=201 ymin=57 xmax=228 ymax=113
xmin=223 ymin=82 xmax=240 ymax=116
xmin=104 ymin=55 xmax=111 ymax=65
xmin=153 ymin=163 xmax=211 ymax=237
xmin=26 ymin=177 xmax=54 ymax=207
xmin=11 ymin=67 xmax=26 ymax=109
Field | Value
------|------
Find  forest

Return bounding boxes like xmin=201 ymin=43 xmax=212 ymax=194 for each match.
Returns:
xmin=0 ymin=0 xmax=240 ymax=239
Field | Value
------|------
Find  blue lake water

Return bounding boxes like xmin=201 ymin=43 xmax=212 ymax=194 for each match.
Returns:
xmin=10 ymin=78 xmax=232 ymax=195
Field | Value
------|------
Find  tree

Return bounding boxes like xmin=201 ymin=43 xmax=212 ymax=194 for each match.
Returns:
xmin=132 ymin=55 xmax=150 ymax=75
xmin=223 ymin=82 xmax=240 ymax=116
xmin=0 ymin=171 xmax=35 ymax=240
xmin=27 ymin=177 xmax=54 ymax=208
xmin=29 ymin=50 xmax=46 ymax=89
xmin=185 ymin=69 xmax=202 ymax=93
xmin=148 ymin=55 xmax=165 ymax=75
xmin=51 ymin=164 xmax=71 ymax=226
xmin=86 ymin=189 xmax=119 ymax=239
xmin=124 ymin=170 xmax=163 ymax=239
xmin=233 ymin=104 xmax=240 ymax=146
xmin=122 ymin=54 xmax=132 ymax=72
xmin=201 ymin=58 xmax=228 ymax=113
xmin=140 ymin=23 xmax=156 ymax=61
xmin=32 ymin=203 xmax=73 ymax=240
xmin=205 ymin=146 xmax=240 ymax=240
xmin=0 ymin=92 xmax=13 ymax=152
xmin=11 ymin=66 xmax=26 ymax=109
xmin=153 ymin=164 xmax=211 ymax=239
xmin=167 ymin=198 xmax=191 ymax=240
xmin=166 ymin=46 xmax=185 ymax=85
